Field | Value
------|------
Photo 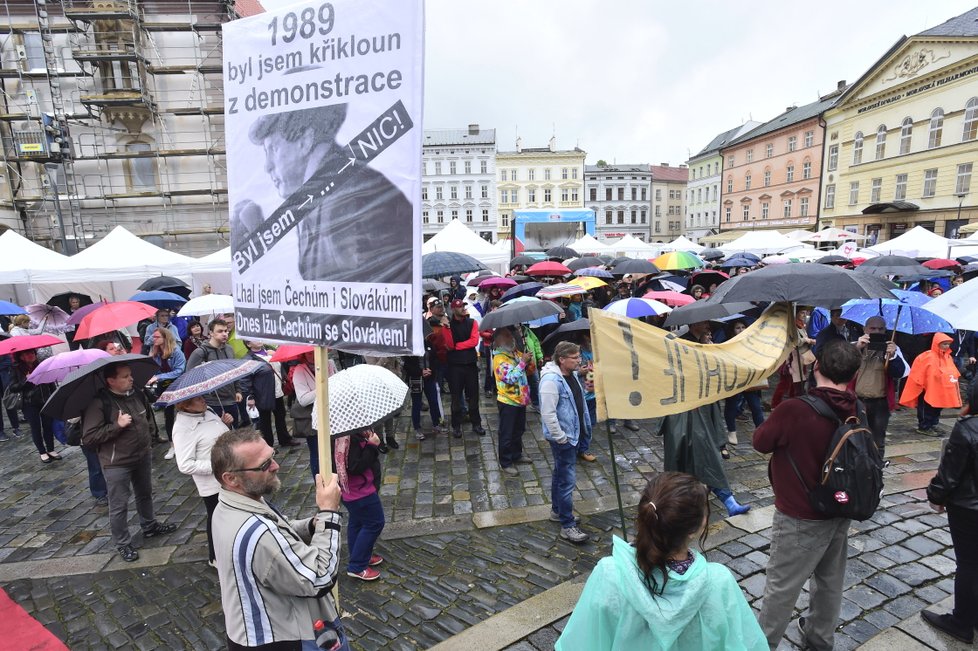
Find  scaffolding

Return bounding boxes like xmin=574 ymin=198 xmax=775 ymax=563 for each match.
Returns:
xmin=0 ymin=0 xmax=237 ymax=255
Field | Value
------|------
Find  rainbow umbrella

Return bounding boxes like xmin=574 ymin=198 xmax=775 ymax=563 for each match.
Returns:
xmin=653 ymin=251 xmax=704 ymax=271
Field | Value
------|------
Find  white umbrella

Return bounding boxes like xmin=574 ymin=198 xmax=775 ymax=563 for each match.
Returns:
xmin=177 ymin=293 xmax=234 ymax=317
xmin=312 ymin=364 xmax=408 ymax=434
xmin=918 ymin=277 xmax=978 ymax=330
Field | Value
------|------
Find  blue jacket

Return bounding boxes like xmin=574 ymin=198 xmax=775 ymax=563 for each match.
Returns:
xmin=539 ymin=361 xmax=591 ymax=446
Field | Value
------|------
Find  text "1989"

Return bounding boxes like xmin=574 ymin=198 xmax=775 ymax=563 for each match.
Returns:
xmin=268 ymin=3 xmax=335 ymax=46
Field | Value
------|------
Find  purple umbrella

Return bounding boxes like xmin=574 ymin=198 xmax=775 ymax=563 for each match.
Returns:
xmin=24 ymin=304 xmax=70 ymax=328
xmin=66 ymin=300 xmax=109 ymax=326
xmin=28 ymin=348 xmax=111 ymax=385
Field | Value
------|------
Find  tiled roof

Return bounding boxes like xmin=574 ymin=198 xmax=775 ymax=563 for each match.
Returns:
xmin=692 ymin=121 xmax=762 ymax=159
xmin=917 ymin=7 xmax=978 ymax=37
xmin=650 ymin=165 xmax=689 ymax=182
xmin=234 ymin=0 xmax=265 ymax=17
xmin=584 ymin=164 xmax=650 ymax=173
xmin=423 ymin=129 xmax=496 ymax=146
xmin=726 ymin=93 xmax=844 ymax=148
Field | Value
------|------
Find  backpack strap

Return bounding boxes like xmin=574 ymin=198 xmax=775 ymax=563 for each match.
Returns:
xmin=797 ymin=394 xmax=840 ymax=424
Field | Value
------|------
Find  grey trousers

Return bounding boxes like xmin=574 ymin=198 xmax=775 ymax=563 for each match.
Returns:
xmin=104 ymin=454 xmax=157 ymax=547
xmin=759 ymin=509 xmax=850 ymax=651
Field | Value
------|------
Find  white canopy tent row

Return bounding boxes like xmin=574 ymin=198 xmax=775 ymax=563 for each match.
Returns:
xmin=659 ymin=235 xmax=705 ymax=253
xmin=604 ymin=234 xmax=660 ymax=258
xmin=718 ymin=230 xmax=815 ymax=256
xmin=421 ymin=218 xmax=509 ymax=270
xmin=865 ymin=225 xmax=955 ymax=259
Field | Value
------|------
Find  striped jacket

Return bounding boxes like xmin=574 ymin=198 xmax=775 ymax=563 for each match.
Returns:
xmin=213 ymin=488 xmax=348 ymax=650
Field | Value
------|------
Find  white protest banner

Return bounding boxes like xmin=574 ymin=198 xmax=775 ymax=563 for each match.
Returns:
xmin=223 ymin=0 xmax=423 ymax=355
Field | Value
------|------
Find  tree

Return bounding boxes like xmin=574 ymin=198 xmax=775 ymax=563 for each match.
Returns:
xmin=596 ymin=159 xmax=607 ymax=167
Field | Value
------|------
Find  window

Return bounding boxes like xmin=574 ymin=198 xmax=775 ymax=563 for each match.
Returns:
xmin=761 ymin=202 xmax=769 ymax=219
xmin=900 ymin=117 xmax=913 ymax=154
xmin=528 ymin=189 xmax=536 ymax=203
xmin=788 ymin=136 xmax=797 ymax=152
xmin=871 ymin=178 xmax=882 ymax=203
xmin=964 ymin=98 xmax=978 ymax=141
xmin=726 ymin=176 xmax=733 ymax=193
xmin=800 ymin=197 xmax=809 ymax=216
xmin=894 ymin=173 xmax=908 ymax=201
xmin=745 ymin=173 xmax=752 ymax=190
xmin=786 ymin=165 xmax=794 ymax=182
xmin=23 ymin=33 xmax=46 ymax=70
xmin=465 ymin=185 xmax=473 ymax=200
xmin=499 ymin=168 xmax=506 ymax=181
xmin=499 ymin=190 xmax=507 ymax=204
xmin=465 ymin=209 xmax=473 ymax=222
xmin=642 ymin=187 xmax=647 ymax=201
xmin=451 ymin=209 xmax=458 ymax=221
xmin=421 ymin=187 xmax=428 ymax=201
xmin=742 ymin=204 xmax=750 ymax=220
xmin=604 ymin=188 xmax=612 ymax=201
xmin=655 ymin=205 xmax=661 ymax=217
xmin=957 ymin=163 xmax=973 ymax=195
xmin=589 ymin=188 xmax=597 ymax=201
xmin=449 ymin=161 xmax=457 ymax=175
xmin=464 ymin=161 xmax=471 ymax=174
xmin=617 ymin=187 xmax=625 ymax=201
xmin=617 ymin=210 xmax=624 ymax=224
xmin=764 ymin=170 xmax=771 ymax=187
xmin=544 ymin=189 xmax=552 ymax=202
xmin=928 ymin=109 xmax=944 ymax=148
xmin=655 ymin=222 xmax=661 ymax=233
xmin=435 ymin=186 xmax=443 ymax=200
xmin=450 ymin=186 xmax=458 ymax=200
xmin=640 ymin=210 xmax=647 ymax=224
xmin=875 ymin=125 xmax=887 ymax=160
xmin=435 ymin=161 xmax=442 ymax=175
xmin=528 ymin=168 xmax=535 ymax=181
xmin=482 ymin=209 xmax=489 ymax=222
xmin=544 ymin=168 xmax=551 ymax=180
xmin=501 ymin=213 xmax=509 ymax=228
xmin=572 ymin=168 xmax=578 ymax=179
xmin=697 ymin=188 xmax=702 ymax=203
xmin=631 ymin=210 xmax=637 ymax=224
xmin=804 ymin=131 xmax=814 ymax=148
xmin=481 ymin=185 xmax=488 ymax=199
xmin=632 ymin=187 xmax=638 ymax=201
xmin=480 ymin=160 xmax=487 ymax=174
xmin=604 ymin=210 xmax=613 ymax=224
xmin=725 ymin=206 xmax=731 ymax=222
xmin=422 ymin=210 xmax=429 ymax=225
xmin=746 ymin=149 xmax=753 ymax=163
xmin=783 ymin=199 xmax=792 ymax=218
xmin=436 ymin=210 xmax=444 ymax=223
xmin=561 ymin=168 xmax=569 ymax=180
xmin=561 ymin=189 xmax=569 ymax=202
xmin=852 ymin=132 xmax=863 ymax=164
xmin=571 ymin=189 xmax=578 ymax=202
xmin=922 ymin=169 xmax=938 ymax=198
xmin=511 ymin=188 xmax=518 ymax=203
xmin=727 ymin=155 xmax=734 ymax=167
xmin=827 ymin=145 xmax=838 ymax=171
xmin=824 ymin=184 xmax=836 ymax=209
xmin=849 ymin=181 xmax=859 ymax=205
xmin=655 ymin=189 xmax=662 ymax=201
xmin=803 ymin=161 xmax=812 ymax=179
xmin=766 ymin=143 xmax=774 ymax=158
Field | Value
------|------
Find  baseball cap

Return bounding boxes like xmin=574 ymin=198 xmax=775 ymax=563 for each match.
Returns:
xmin=427 ymin=296 xmax=442 ymax=306
xmin=450 ymin=299 xmax=465 ymax=308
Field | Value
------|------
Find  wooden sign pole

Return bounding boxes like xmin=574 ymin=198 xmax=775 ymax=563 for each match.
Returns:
xmin=313 ymin=346 xmax=333 ymax=480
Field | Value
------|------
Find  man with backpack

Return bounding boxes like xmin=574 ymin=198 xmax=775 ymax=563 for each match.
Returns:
xmin=186 ymin=318 xmax=242 ymax=426
xmin=753 ymin=340 xmax=876 ymax=651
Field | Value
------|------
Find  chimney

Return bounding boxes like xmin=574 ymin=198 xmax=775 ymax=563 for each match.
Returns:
xmin=515 ymin=136 xmax=522 ymax=153
xmin=660 ymin=162 xmax=670 ymax=167
xmin=468 ymin=123 xmax=479 ymax=135
xmin=548 ymin=136 xmax=556 ymax=152
xmin=837 ymin=79 xmax=846 ymax=90
xmin=786 ymin=106 xmax=796 ymax=112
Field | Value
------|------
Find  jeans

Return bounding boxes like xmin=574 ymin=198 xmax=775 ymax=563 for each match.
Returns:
xmin=256 ymin=397 xmax=294 ymax=446
xmin=307 ymin=435 xmax=320 ymax=477
xmin=22 ymin=403 xmax=55 ymax=455
xmin=948 ymin=504 xmax=978 ymax=629
xmin=917 ymin=399 xmax=942 ymax=430
xmin=759 ymin=510 xmax=850 ymax=651
xmin=343 ymin=491 xmax=385 ymax=573
xmin=103 ymin=454 xmax=158 ymax=547
xmin=578 ymin=398 xmax=596 ymax=454
xmin=482 ymin=346 xmax=495 ymax=393
xmin=447 ymin=364 xmax=481 ymax=430
xmin=548 ymin=440 xmax=578 ymax=528
xmin=0 ymin=372 xmax=19 ymax=432
xmin=527 ymin=371 xmax=540 ymax=408
xmin=862 ymin=397 xmax=890 ymax=454
xmin=82 ymin=445 xmax=107 ymax=498
xmin=496 ymin=402 xmax=526 ymax=467
xmin=410 ymin=377 xmax=442 ymax=430
xmin=203 ymin=493 xmax=219 ymax=562
xmin=723 ymin=391 xmax=764 ymax=432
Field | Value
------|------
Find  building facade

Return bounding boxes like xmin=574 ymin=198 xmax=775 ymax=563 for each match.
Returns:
xmin=818 ymin=8 xmax=978 ymax=243
xmin=495 ymin=137 xmax=586 ymax=241
xmin=685 ymin=122 xmax=760 ymax=242
xmin=650 ymin=164 xmax=688 ymax=242
xmin=421 ymin=125 xmax=496 ymax=243
xmin=719 ymin=89 xmax=844 ymax=233
xmin=0 ymin=0 xmax=241 ymax=255
xmin=584 ymin=163 xmax=651 ymax=241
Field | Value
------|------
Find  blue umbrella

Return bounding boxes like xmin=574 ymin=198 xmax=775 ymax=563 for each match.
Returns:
xmin=422 ymin=251 xmax=487 ymax=278
xmin=154 ymin=358 xmax=264 ymax=406
xmin=840 ymin=295 xmax=953 ymax=335
xmin=604 ymin=298 xmax=672 ymax=319
xmin=717 ymin=257 xmax=757 ymax=269
xmin=0 ymin=300 xmax=26 ymax=315
xmin=574 ymin=267 xmax=613 ymax=279
xmin=129 ymin=290 xmax=187 ymax=309
xmin=500 ymin=282 xmax=544 ymax=303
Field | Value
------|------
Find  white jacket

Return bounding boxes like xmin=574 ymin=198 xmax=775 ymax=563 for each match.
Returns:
xmin=172 ymin=410 xmax=228 ymax=497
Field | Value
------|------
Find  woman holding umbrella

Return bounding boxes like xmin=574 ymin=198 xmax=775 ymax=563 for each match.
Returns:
xmin=9 ymin=315 xmax=54 ymax=360
xmin=146 ymin=328 xmax=186 ymax=459
xmin=10 ymin=349 xmax=60 ymax=463
xmin=171 ymin=395 xmax=234 ymax=567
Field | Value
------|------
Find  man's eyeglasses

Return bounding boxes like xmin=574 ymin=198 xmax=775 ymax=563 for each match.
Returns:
xmin=230 ymin=456 xmax=275 ymax=473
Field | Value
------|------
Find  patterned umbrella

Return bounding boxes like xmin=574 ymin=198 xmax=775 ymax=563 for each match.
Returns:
xmin=155 ymin=359 xmax=264 ymax=406
xmin=653 ymin=251 xmax=704 ymax=271
xmin=536 ymin=283 xmax=587 ymax=300
xmin=28 ymin=349 xmax=111 ymax=385
xmin=312 ymin=364 xmax=409 ymax=435
xmin=24 ymin=304 xmax=70 ymax=328
xmin=422 ymin=251 xmax=488 ymax=278
xmin=574 ymin=267 xmax=614 ymax=279
xmin=603 ymin=298 xmax=672 ymax=318
xmin=0 ymin=300 xmax=25 ymax=316
xmin=841 ymin=296 xmax=953 ymax=335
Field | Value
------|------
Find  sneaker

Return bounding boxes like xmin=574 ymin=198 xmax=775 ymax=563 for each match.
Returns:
xmin=559 ymin=526 xmax=589 ymax=544
xmin=452 ymin=428 xmax=462 ymax=439
xmin=921 ymin=610 xmax=974 ymax=643
xmin=164 ymin=446 xmax=175 ymax=460
xmin=578 ymin=452 xmax=596 ymax=462
xmin=118 ymin=544 xmax=139 ymax=562
xmin=94 ymin=496 xmax=108 ymax=507
xmin=502 ymin=466 xmax=519 ymax=476
xmin=415 ymin=429 xmax=426 ymax=441
xmin=347 ymin=567 xmax=381 ymax=581
xmin=623 ymin=420 xmax=640 ymax=432
xmin=143 ymin=522 xmax=177 ymax=538
xmin=10 ymin=429 xmax=21 ymax=438
xmin=473 ymin=426 xmax=486 ymax=436
xmin=0 ymin=432 xmax=8 ymax=443
xmin=368 ymin=554 xmax=384 ymax=567
xmin=549 ymin=511 xmax=580 ymax=524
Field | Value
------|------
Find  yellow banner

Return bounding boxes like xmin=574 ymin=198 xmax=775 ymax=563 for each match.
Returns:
xmin=591 ymin=303 xmax=796 ymax=421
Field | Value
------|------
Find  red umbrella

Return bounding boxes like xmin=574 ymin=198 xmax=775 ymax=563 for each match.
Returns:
xmin=269 ymin=344 xmax=314 ymax=363
xmin=643 ymin=290 xmax=695 ymax=307
xmin=922 ymin=258 xmax=959 ymax=270
xmin=478 ymin=276 xmax=517 ymax=291
xmin=74 ymin=301 xmax=158 ymax=340
xmin=0 ymin=334 xmax=63 ymax=356
xmin=526 ymin=261 xmax=571 ymax=277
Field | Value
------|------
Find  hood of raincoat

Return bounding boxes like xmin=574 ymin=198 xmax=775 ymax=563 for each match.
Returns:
xmin=932 ymin=332 xmax=953 ymax=356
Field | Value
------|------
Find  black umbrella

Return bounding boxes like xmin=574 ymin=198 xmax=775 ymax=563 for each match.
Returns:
xmin=597 ymin=255 xmax=615 ymax=264
xmin=465 ymin=270 xmax=498 ymax=286
xmin=41 ymin=353 xmax=157 ymax=420
xmin=663 ymin=300 xmax=757 ymax=327
xmin=546 ymin=245 xmax=579 ymax=260
xmin=717 ymin=257 xmax=757 ymax=269
xmin=509 ymin=274 xmax=533 ymax=284
xmin=46 ymin=292 xmax=93 ymax=312
xmin=854 ymin=255 xmax=930 ymax=278
xmin=707 ymin=264 xmax=897 ymax=309
xmin=606 ymin=256 xmax=633 ymax=268
xmin=689 ymin=270 xmax=730 ymax=290
xmin=566 ymin=256 xmax=604 ymax=271
xmin=816 ymin=255 xmax=850 ymax=265
xmin=509 ymin=255 xmax=538 ymax=268
xmin=422 ymin=251 xmax=488 ymax=278
xmin=479 ymin=299 xmax=564 ymax=330
xmin=700 ymin=249 xmax=724 ymax=261
xmin=613 ymin=259 xmax=660 ymax=276
xmin=541 ymin=319 xmax=590 ymax=353
xmin=423 ymin=278 xmax=449 ymax=292
xmin=893 ymin=270 xmax=954 ymax=282
xmin=500 ymin=282 xmax=544 ymax=303
xmin=138 ymin=276 xmax=192 ymax=299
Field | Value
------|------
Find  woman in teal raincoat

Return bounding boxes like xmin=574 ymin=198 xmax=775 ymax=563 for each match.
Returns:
xmin=556 ymin=472 xmax=766 ymax=651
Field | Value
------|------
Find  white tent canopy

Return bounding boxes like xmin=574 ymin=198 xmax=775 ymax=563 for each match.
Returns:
xmin=866 ymin=226 xmax=952 ymax=258
xmin=422 ymin=219 xmax=508 ymax=265
xmin=719 ymin=230 xmax=812 ymax=256
xmin=604 ymin=234 xmax=658 ymax=257
xmin=0 ymin=230 xmax=70 ymax=284
xmin=660 ymin=235 xmax=704 ymax=253
xmin=571 ymin=233 xmax=608 ymax=254
xmin=784 ymin=229 xmax=814 ymax=241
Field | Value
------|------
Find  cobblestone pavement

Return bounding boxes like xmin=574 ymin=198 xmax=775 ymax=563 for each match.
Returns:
xmin=0 ymin=391 xmax=967 ymax=650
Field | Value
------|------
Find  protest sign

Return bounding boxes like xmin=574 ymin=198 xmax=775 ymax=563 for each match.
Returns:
xmin=590 ymin=303 xmax=795 ymax=421
xmin=223 ymin=0 xmax=424 ymax=355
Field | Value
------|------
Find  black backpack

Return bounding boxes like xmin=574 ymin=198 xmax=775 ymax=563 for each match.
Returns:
xmin=786 ymin=395 xmax=885 ymax=521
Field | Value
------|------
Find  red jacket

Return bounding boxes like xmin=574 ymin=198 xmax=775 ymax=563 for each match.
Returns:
xmin=753 ymin=386 xmax=858 ymax=520
xmin=442 ymin=317 xmax=480 ymax=365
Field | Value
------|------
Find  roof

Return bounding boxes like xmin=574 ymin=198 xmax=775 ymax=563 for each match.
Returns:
xmin=423 ymin=128 xmax=496 ymax=147
xmin=726 ymin=93 xmax=844 ymax=148
xmin=692 ymin=122 xmax=761 ymax=158
xmin=917 ymin=6 xmax=978 ymax=37
xmin=234 ymin=0 xmax=265 ymax=17
xmin=650 ymin=165 xmax=689 ymax=182
xmin=584 ymin=164 xmax=650 ymax=174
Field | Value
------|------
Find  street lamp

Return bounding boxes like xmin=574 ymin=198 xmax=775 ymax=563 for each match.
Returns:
xmin=43 ymin=163 xmax=69 ymax=254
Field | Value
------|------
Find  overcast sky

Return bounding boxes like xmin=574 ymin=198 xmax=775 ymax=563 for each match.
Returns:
xmin=424 ymin=1 xmax=977 ymax=165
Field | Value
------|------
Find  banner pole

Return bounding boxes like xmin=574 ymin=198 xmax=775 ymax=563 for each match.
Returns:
xmin=313 ymin=346 xmax=333 ymax=481
xmin=606 ymin=422 xmax=628 ymax=543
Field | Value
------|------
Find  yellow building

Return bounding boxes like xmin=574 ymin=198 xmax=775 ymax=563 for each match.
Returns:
xmin=819 ymin=8 xmax=978 ymax=244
